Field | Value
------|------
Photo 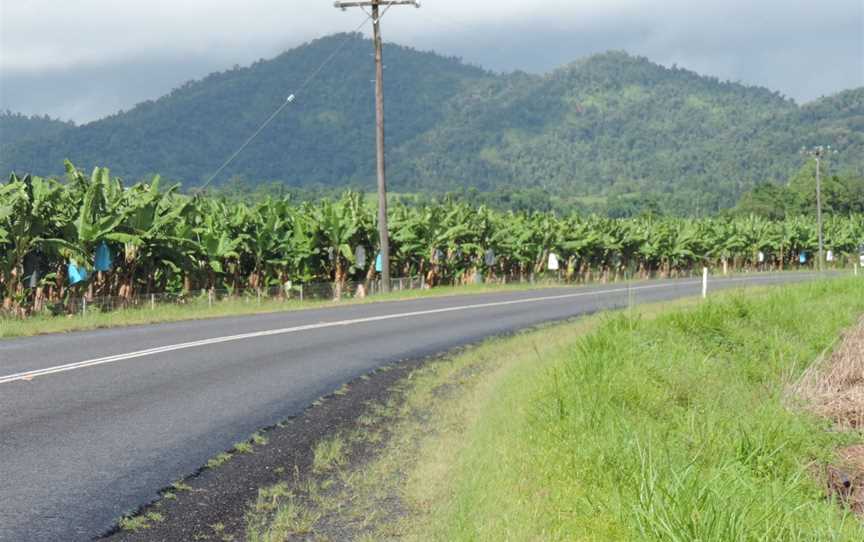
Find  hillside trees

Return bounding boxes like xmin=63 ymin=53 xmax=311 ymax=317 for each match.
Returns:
xmin=0 ymin=111 xmax=74 ymax=150
xmin=734 ymin=163 xmax=864 ymax=219
xmin=2 ymin=37 xmax=861 ymax=215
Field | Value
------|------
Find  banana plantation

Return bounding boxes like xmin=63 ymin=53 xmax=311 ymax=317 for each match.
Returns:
xmin=2 ymin=162 xmax=863 ymax=317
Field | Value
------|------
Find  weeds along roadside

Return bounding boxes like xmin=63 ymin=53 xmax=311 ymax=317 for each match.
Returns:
xmin=423 ymin=277 xmax=864 ymax=541
xmin=243 ymin=278 xmax=864 ymax=541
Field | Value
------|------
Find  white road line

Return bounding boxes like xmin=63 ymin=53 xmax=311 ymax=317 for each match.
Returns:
xmin=0 ymin=275 xmax=815 ymax=385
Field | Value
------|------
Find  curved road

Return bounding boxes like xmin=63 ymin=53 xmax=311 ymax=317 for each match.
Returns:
xmin=0 ymin=274 xmax=823 ymax=541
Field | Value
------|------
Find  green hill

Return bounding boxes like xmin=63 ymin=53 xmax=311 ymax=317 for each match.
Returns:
xmin=393 ymin=54 xmax=863 ymax=212
xmin=1 ymin=34 xmax=862 ymax=214
xmin=0 ymin=34 xmax=492 ymax=187
xmin=0 ymin=111 xmax=75 ymax=150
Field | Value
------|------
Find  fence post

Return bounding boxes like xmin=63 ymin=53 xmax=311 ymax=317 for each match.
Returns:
xmin=627 ymin=271 xmax=634 ymax=312
xmin=702 ymin=267 xmax=709 ymax=299
xmin=151 ymin=294 xmax=155 ymax=311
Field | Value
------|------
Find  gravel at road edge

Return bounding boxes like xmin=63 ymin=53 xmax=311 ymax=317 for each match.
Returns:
xmin=101 ymin=357 xmax=425 ymax=542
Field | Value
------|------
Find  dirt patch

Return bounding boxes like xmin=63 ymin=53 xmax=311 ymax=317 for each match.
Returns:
xmin=797 ymin=317 xmax=864 ymax=429
xmin=825 ymin=446 xmax=864 ymax=515
xmin=795 ymin=317 xmax=864 ymax=515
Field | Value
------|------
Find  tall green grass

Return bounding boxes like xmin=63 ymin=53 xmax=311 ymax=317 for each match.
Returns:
xmin=431 ymin=279 xmax=864 ymax=541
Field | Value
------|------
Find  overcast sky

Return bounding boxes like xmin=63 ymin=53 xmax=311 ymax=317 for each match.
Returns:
xmin=1 ymin=0 xmax=862 ymax=123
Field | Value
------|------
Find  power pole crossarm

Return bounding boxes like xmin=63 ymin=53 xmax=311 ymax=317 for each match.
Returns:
xmin=334 ymin=0 xmax=420 ymax=293
xmin=335 ymin=1 xmax=419 ymax=8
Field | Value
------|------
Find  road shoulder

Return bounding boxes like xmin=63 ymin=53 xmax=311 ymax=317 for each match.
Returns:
xmin=101 ymin=357 xmax=424 ymax=542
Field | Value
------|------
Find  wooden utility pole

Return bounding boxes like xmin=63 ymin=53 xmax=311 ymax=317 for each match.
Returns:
xmin=815 ymin=154 xmax=824 ymax=272
xmin=334 ymin=0 xmax=420 ymax=293
xmin=802 ymin=145 xmax=836 ymax=272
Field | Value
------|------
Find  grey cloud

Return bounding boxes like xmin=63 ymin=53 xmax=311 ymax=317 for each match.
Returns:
xmin=1 ymin=0 xmax=861 ymax=122
xmin=0 ymin=54 xmax=243 ymax=123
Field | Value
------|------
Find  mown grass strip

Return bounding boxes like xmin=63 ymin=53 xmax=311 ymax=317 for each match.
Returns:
xmin=423 ymin=278 xmax=864 ymax=541
xmin=0 ymin=282 xmax=563 ymax=340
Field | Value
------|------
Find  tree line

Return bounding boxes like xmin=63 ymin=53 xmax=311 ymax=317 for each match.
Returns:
xmin=3 ymin=162 xmax=863 ymax=316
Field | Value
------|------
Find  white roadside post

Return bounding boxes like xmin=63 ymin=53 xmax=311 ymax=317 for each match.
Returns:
xmin=702 ymin=267 xmax=709 ymax=299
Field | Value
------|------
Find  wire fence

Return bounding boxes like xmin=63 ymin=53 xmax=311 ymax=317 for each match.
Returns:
xmin=6 ymin=260 xmax=858 ymax=322
xmin=13 ymin=271 xmax=625 ymax=319
xmin=25 ymin=276 xmax=431 ymax=318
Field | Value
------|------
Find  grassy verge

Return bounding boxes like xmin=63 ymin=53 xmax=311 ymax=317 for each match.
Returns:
xmin=424 ymin=278 xmax=864 ymax=541
xmin=244 ymin=312 xmax=613 ymax=541
xmin=2 ymin=270 xmax=827 ymax=340
xmin=0 ymin=282 xmax=562 ymax=339
xmin=0 ymin=271 xmax=832 ymax=340
xmin=244 ymin=294 xmax=707 ymax=540
xmin=248 ymin=277 xmax=864 ymax=541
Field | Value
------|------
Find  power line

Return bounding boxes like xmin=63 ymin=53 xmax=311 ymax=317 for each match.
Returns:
xmin=198 ymin=2 xmax=464 ymax=193
xmin=198 ymin=14 xmax=376 ymax=192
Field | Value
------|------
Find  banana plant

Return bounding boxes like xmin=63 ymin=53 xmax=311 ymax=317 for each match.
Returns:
xmin=194 ymin=209 xmax=244 ymax=292
xmin=3 ymin=160 xmax=864 ymax=317
xmin=0 ymin=174 xmax=64 ymax=311
xmin=45 ymin=167 xmax=128 ymax=267
xmin=111 ymin=176 xmax=196 ymax=298
xmin=281 ymin=207 xmax=319 ymax=284
xmin=314 ymin=192 xmax=373 ymax=297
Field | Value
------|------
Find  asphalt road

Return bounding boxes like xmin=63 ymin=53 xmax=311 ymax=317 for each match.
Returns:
xmin=0 ymin=273 xmax=825 ymax=541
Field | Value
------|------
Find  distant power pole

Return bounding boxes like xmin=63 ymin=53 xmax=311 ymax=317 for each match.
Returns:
xmin=334 ymin=0 xmax=420 ymax=293
xmin=801 ymin=145 xmax=837 ymax=272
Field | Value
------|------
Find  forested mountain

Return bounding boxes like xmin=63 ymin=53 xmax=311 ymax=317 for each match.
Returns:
xmin=2 ymin=34 xmax=862 ymax=214
xmin=0 ymin=34 xmax=491 ymax=188
xmin=0 ymin=111 xmax=75 ymax=149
